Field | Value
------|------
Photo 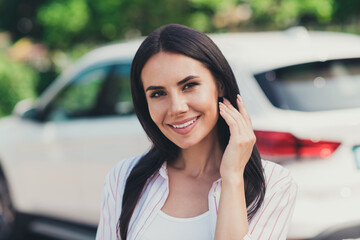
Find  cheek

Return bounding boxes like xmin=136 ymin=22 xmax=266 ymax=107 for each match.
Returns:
xmin=191 ymin=88 xmax=219 ymax=112
xmin=148 ymin=101 xmax=166 ymax=124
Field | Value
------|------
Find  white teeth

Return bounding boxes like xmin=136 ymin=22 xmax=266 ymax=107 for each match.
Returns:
xmin=172 ymin=117 xmax=198 ymax=129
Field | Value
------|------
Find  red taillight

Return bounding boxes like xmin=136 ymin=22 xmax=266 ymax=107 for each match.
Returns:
xmin=254 ymin=130 xmax=340 ymax=160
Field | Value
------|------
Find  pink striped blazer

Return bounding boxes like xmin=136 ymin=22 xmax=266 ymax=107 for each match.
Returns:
xmin=96 ymin=155 xmax=297 ymax=240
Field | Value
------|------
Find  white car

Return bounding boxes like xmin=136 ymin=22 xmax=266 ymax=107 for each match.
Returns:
xmin=0 ymin=27 xmax=360 ymax=240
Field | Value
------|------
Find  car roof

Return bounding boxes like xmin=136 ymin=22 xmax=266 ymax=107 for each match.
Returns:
xmin=81 ymin=27 xmax=360 ymax=74
xmin=212 ymin=28 xmax=360 ymax=73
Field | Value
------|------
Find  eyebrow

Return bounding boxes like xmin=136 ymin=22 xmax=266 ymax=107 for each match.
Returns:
xmin=145 ymin=75 xmax=199 ymax=92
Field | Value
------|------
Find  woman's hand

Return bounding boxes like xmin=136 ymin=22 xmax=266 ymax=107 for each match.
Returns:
xmin=219 ymin=95 xmax=256 ymax=183
xmin=215 ymin=95 xmax=254 ymax=239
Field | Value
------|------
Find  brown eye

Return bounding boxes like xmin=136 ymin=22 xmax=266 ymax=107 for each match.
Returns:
xmin=150 ymin=91 xmax=166 ymax=98
xmin=183 ymin=82 xmax=198 ymax=90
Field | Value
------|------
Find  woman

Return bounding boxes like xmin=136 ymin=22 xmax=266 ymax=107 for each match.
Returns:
xmin=97 ymin=24 xmax=297 ymax=240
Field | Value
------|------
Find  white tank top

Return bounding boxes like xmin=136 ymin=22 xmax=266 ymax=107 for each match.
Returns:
xmin=142 ymin=210 xmax=212 ymax=240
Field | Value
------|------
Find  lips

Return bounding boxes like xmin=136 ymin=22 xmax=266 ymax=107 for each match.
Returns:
xmin=168 ymin=116 xmax=200 ymax=135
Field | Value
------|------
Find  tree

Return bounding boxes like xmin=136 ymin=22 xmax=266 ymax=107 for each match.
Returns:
xmin=0 ymin=53 xmax=38 ymax=116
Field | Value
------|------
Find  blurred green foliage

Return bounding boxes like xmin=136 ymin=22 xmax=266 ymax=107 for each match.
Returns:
xmin=31 ymin=0 xmax=359 ymax=49
xmin=1 ymin=0 xmax=360 ymax=49
xmin=0 ymin=53 xmax=38 ymax=117
xmin=37 ymin=0 xmax=90 ymax=48
xmin=249 ymin=0 xmax=333 ymax=28
xmin=35 ymin=0 xmax=192 ymax=48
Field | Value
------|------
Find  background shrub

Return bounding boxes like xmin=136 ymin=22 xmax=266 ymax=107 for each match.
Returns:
xmin=0 ymin=53 xmax=38 ymax=117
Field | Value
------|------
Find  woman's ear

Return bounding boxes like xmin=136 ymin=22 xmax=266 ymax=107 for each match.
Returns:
xmin=217 ymin=82 xmax=225 ymax=97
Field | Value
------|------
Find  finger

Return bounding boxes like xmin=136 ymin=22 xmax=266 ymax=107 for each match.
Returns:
xmin=222 ymin=98 xmax=249 ymax=134
xmin=223 ymin=98 xmax=255 ymax=143
xmin=219 ymin=102 xmax=242 ymax=137
xmin=236 ymin=96 xmax=256 ymax=142
xmin=220 ymin=101 xmax=256 ymax=147
xmin=223 ymin=97 xmax=243 ymax=120
xmin=236 ymin=95 xmax=253 ymax=127
xmin=220 ymin=101 xmax=248 ymax=139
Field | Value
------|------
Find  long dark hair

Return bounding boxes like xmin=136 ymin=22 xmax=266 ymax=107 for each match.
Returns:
xmin=118 ymin=24 xmax=266 ymax=239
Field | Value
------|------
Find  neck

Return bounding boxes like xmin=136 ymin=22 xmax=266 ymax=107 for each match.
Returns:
xmin=171 ymin=128 xmax=223 ymax=178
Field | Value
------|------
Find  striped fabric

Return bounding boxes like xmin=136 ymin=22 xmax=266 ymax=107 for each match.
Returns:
xmin=96 ymin=155 xmax=297 ymax=240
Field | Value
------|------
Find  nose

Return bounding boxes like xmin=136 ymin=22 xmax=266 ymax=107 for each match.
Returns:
xmin=168 ymin=94 xmax=189 ymax=116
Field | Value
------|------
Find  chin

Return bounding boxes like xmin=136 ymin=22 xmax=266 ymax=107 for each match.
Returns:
xmin=174 ymin=142 xmax=194 ymax=150
xmin=172 ymin=137 xmax=202 ymax=150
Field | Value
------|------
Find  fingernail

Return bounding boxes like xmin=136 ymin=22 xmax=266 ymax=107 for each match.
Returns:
xmin=219 ymin=103 xmax=224 ymax=112
xmin=237 ymin=94 xmax=242 ymax=101
xmin=223 ymin=98 xmax=230 ymax=104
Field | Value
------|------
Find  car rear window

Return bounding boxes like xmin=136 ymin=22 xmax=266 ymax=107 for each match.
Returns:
xmin=254 ymin=58 xmax=360 ymax=111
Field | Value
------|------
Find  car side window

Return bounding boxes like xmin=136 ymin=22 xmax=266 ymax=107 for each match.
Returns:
xmin=45 ymin=63 xmax=133 ymax=122
xmin=113 ymin=64 xmax=133 ymax=115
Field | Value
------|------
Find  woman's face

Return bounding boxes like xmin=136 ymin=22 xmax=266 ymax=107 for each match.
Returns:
xmin=141 ymin=52 xmax=223 ymax=149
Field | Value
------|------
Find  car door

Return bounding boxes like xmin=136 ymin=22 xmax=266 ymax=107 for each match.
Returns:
xmin=17 ymin=63 xmax=150 ymax=225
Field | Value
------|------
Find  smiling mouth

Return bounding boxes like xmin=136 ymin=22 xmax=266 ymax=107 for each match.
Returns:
xmin=170 ymin=116 xmax=200 ymax=129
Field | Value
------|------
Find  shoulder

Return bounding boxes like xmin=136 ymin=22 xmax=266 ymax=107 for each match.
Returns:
xmin=97 ymin=155 xmax=144 ymax=239
xmin=102 ymin=154 xmax=144 ymax=202
xmin=261 ymin=159 xmax=297 ymax=192
xmin=247 ymin=160 xmax=298 ymax=238
xmin=109 ymin=154 xmax=144 ymax=177
xmin=105 ymin=154 xmax=144 ymax=188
